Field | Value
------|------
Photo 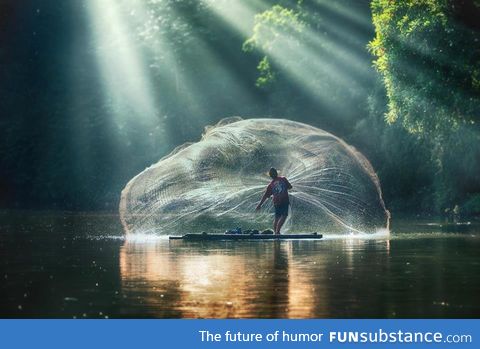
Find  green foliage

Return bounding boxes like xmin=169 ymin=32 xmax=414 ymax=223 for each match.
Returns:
xmin=242 ymin=4 xmax=305 ymax=87
xmin=369 ymin=0 xmax=480 ymax=134
xmin=369 ymin=0 xmax=480 ymax=211
xmin=5 ymin=0 xmax=480 ymax=214
xmin=243 ymin=4 xmax=305 ymax=51
xmin=255 ymin=56 xmax=276 ymax=87
xmin=241 ymin=0 xmax=376 ymax=122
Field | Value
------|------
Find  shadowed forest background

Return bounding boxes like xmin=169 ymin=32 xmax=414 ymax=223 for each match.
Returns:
xmin=1 ymin=0 xmax=479 ymax=218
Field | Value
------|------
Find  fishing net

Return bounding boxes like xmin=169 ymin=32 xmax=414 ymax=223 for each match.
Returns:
xmin=120 ymin=117 xmax=390 ymax=235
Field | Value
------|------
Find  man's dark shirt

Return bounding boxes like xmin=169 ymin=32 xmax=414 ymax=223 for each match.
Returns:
xmin=265 ymin=177 xmax=292 ymax=206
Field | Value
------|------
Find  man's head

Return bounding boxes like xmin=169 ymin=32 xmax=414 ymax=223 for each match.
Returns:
xmin=269 ymin=167 xmax=278 ymax=179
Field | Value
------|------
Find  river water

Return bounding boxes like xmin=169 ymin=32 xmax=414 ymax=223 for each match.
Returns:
xmin=1 ymin=211 xmax=479 ymax=318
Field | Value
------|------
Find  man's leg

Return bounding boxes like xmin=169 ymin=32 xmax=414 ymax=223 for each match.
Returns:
xmin=273 ymin=216 xmax=279 ymax=233
xmin=276 ymin=215 xmax=287 ymax=234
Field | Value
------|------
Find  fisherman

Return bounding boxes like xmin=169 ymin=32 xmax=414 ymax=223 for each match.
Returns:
xmin=256 ymin=167 xmax=293 ymax=235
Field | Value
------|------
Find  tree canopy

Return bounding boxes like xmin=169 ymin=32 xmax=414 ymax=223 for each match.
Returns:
xmin=369 ymin=0 xmax=480 ymax=134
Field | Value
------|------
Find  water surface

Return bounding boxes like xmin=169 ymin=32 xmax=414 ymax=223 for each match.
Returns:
xmin=1 ymin=211 xmax=479 ymax=318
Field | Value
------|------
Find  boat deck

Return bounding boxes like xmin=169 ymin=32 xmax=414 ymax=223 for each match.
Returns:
xmin=169 ymin=233 xmax=323 ymax=241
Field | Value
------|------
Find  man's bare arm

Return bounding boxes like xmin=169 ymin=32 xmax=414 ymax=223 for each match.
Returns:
xmin=256 ymin=191 xmax=270 ymax=210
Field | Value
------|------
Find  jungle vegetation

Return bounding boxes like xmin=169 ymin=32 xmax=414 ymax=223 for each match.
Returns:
xmin=0 ymin=0 xmax=479 ymax=217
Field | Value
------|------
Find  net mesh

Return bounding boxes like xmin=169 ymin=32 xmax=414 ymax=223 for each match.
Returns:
xmin=120 ymin=118 xmax=390 ymax=235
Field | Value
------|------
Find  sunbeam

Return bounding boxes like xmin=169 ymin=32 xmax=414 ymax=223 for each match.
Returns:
xmin=86 ymin=0 xmax=159 ymax=125
xmin=208 ymin=0 xmax=374 ymax=115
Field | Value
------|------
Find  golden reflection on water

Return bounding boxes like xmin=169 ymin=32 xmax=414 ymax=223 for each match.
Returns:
xmin=119 ymin=238 xmax=389 ymax=318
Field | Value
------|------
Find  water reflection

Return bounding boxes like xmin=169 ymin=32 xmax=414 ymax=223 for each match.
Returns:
xmin=119 ymin=238 xmax=391 ymax=318
xmin=2 ymin=213 xmax=479 ymax=318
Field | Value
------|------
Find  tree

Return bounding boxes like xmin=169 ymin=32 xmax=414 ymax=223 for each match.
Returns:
xmin=369 ymin=0 xmax=480 ymax=133
xmin=369 ymin=0 xmax=480 ymax=212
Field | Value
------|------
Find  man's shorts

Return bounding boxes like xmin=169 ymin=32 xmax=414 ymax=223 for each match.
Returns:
xmin=274 ymin=203 xmax=289 ymax=218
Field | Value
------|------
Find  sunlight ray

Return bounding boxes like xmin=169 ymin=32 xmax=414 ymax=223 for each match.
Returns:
xmin=86 ymin=0 xmax=158 ymax=122
xmin=314 ymin=0 xmax=373 ymax=29
xmin=207 ymin=0 xmax=372 ymax=110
